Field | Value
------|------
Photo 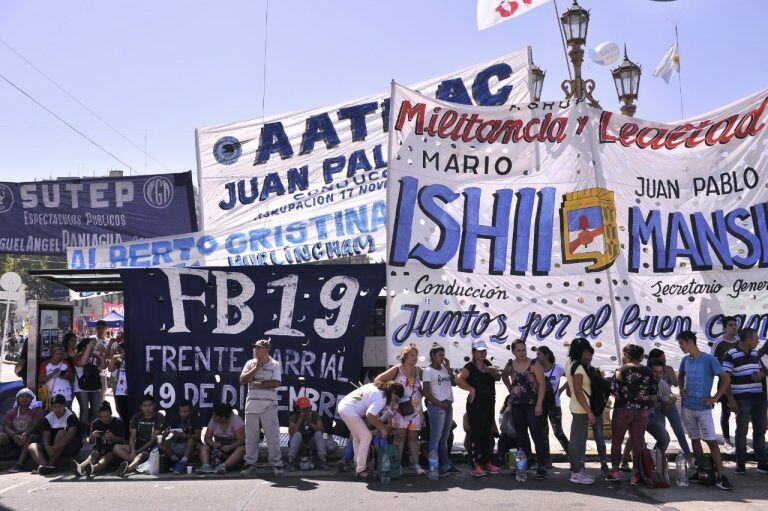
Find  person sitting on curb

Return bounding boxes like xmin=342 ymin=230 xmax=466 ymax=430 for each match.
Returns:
xmin=72 ymin=401 xmax=125 ymax=478
xmin=160 ymin=400 xmax=201 ymax=474
xmin=198 ymin=403 xmax=246 ymax=474
xmin=113 ymin=394 xmax=165 ymax=477
xmin=286 ymin=397 xmax=329 ymax=471
xmin=0 ymin=388 xmax=44 ymax=472
xmin=28 ymin=394 xmax=81 ymax=475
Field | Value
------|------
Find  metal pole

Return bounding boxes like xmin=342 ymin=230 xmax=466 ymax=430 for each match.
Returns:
xmin=675 ymin=24 xmax=685 ymax=119
xmin=1 ymin=295 xmax=11 ymax=364
xmin=553 ymin=0 xmax=573 ymax=81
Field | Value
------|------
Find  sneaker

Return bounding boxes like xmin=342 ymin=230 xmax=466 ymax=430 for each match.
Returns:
xmin=116 ymin=461 xmax=129 ymax=478
xmin=483 ymin=463 xmax=501 ymax=475
xmin=629 ymin=475 xmax=639 ymax=485
xmin=600 ymin=464 xmax=611 ymax=479
xmin=471 ymin=464 xmax=487 ymax=477
xmin=414 ymin=464 xmax=426 ymax=475
xmin=241 ymin=465 xmax=258 ymax=477
xmin=535 ymin=468 xmax=547 ymax=479
xmin=447 ymin=465 xmax=462 ymax=474
xmin=716 ymin=475 xmax=734 ymax=491
xmin=605 ymin=470 xmax=621 ymax=482
xmin=285 ymin=462 xmax=296 ymax=473
xmin=38 ymin=465 xmax=57 ymax=476
xmin=173 ymin=460 xmax=187 ymax=475
xmin=197 ymin=463 xmax=214 ymax=474
xmin=620 ymin=462 xmax=631 ymax=472
xmin=71 ymin=460 xmax=83 ymax=478
xmin=84 ymin=463 xmax=94 ymax=479
xmin=336 ymin=460 xmax=347 ymax=473
xmin=7 ymin=464 xmax=23 ymax=473
xmin=570 ymin=471 xmax=595 ymax=485
xmin=438 ymin=468 xmax=448 ymax=477
xmin=272 ymin=466 xmax=284 ymax=476
xmin=318 ymin=460 xmax=330 ymax=471
xmin=214 ymin=463 xmax=227 ymax=474
xmin=757 ymin=465 xmax=768 ymax=474
xmin=734 ymin=465 xmax=747 ymax=475
xmin=689 ymin=471 xmax=700 ymax=484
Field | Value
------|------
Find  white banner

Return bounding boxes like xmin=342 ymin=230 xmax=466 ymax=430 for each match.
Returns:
xmin=477 ymin=0 xmax=553 ymax=31
xmin=386 ymin=83 xmax=768 ymax=368
xmin=196 ymin=49 xmax=533 ymax=267
xmin=67 ymin=231 xmax=211 ymax=269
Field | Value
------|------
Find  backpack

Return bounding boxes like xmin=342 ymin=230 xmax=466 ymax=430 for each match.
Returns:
xmin=646 ymin=447 xmax=670 ymax=488
xmin=696 ymin=454 xmax=717 ymax=486
xmin=569 ymin=362 xmax=610 ymax=415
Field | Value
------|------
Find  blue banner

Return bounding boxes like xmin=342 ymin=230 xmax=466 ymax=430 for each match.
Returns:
xmin=0 ymin=171 xmax=198 ymax=255
xmin=120 ymin=265 xmax=385 ymax=425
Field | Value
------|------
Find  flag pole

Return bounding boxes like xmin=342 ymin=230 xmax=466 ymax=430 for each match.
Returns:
xmin=675 ymin=24 xmax=684 ymax=118
xmin=553 ymin=0 xmax=573 ymax=81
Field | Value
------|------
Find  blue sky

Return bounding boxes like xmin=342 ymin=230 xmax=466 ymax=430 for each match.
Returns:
xmin=0 ymin=0 xmax=765 ymax=182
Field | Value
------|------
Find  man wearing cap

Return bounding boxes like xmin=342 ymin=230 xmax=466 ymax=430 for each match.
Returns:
xmin=239 ymin=339 xmax=283 ymax=476
xmin=286 ymin=397 xmax=328 ymax=471
xmin=0 ymin=388 xmax=44 ymax=472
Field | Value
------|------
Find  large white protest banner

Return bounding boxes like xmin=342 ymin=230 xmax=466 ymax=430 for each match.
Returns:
xmin=386 ymin=82 xmax=768 ymax=367
xmin=196 ymin=49 xmax=533 ymax=267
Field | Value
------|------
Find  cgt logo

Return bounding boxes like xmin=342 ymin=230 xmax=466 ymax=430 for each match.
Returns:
xmin=213 ymin=136 xmax=242 ymax=165
xmin=143 ymin=176 xmax=174 ymax=209
xmin=0 ymin=184 xmax=14 ymax=213
xmin=560 ymin=188 xmax=620 ymax=272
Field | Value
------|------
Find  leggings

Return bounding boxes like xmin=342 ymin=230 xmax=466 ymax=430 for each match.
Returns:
xmin=541 ymin=404 xmax=569 ymax=459
xmin=510 ymin=404 xmax=547 ymax=468
xmin=114 ymin=395 xmax=131 ymax=427
xmin=467 ymin=400 xmax=495 ymax=465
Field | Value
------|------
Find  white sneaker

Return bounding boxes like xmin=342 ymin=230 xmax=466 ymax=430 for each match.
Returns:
xmin=570 ymin=471 xmax=596 ymax=485
xmin=414 ymin=464 xmax=426 ymax=476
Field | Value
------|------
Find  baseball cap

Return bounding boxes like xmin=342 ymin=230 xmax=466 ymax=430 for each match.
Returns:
xmin=296 ymin=396 xmax=312 ymax=410
xmin=429 ymin=342 xmax=445 ymax=356
xmin=471 ymin=340 xmax=488 ymax=351
xmin=253 ymin=339 xmax=271 ymax=348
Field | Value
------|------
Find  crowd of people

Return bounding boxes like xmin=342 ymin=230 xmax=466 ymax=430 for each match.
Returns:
xmin=1 ymin=318 xmax=766 ymax=493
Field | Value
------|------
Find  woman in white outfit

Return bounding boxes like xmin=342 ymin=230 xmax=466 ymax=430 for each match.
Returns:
xmin=338 ymin=381 xmax=404 ymax=478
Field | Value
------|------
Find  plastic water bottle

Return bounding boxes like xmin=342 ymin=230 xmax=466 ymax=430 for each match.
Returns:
xmin=515 ymin=449 xmax=528 ymax=482
xmin=428 ymin=450 xmax=439 ymax=480
xmin=380 ymin=450 xmax=391 ymax=484
xmin=675 ymin=452 xmax=689 ymax=487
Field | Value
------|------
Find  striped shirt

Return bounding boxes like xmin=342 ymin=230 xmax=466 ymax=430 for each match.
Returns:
xmin=723 ymin=347 xmax=766 ymax=400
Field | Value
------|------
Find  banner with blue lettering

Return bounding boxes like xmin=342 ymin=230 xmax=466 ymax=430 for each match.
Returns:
xmin=68 ymin=231 xmax=210 ymax=269
xmin=0 ymin=172 xmax=198 ymax=255
xmin=196 ymin=49 xmax=532 ymax=266
xmin=120 ymin=265 xmax=385 ymax=425
xmin=387 ymin=83 xmax=768 ymax=367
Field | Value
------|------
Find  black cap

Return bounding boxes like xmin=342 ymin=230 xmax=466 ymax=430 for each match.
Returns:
xmin=95 ymin=320 xmax=107 ymax=328
xmin=51 ymin=394 xmax=67 ymax=406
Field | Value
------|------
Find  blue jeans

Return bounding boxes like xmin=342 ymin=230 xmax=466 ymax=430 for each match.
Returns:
xmin=76 ymin=391 xmax=102 ymax=433
xmin=646 ymin=410 xmax=670 ymax=453
xmin=735 ymin=398 xmax=767 ymax=467
xmin=426 ymin=403 xmax=453 ymax=470
xmin=664 ymin=404 xmax=691 ymax=457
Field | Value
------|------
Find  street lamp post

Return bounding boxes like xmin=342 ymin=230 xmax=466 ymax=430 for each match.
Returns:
xmin=531 ymin=64 xmax=546 ymax=102
xmin=559 ymin=0 xmax=600 ymax=108
xmin=611 ymin=45 xmax=642 ymax=117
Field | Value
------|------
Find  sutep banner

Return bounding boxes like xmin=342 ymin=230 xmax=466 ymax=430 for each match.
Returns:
xmin=386 ymin=83 xmax=768 ymax=367
xmin=0 ymin=172 xmax=198 ymax=255
xmin=196 ymin=49 xmax=533 ymax=267
xmin=121 ymin=265 xmax=385 ymax=424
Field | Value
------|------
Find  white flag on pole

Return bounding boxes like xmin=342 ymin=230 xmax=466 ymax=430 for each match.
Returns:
xmin=477 ymin=0 xmax=552 ymax=31
xmin=652 ymin=42 xmax=680 ymax=83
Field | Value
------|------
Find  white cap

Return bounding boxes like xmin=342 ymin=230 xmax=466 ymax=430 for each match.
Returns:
xmin=471 ymin=340 xmax=488 ymax=351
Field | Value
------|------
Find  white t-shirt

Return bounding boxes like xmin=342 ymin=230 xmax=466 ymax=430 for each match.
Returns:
xmin=423 ymin=365 xmax=453 ymax=403
xmin=39 ymin=360 xmax=74 ymax=402
xmin=338 ymin=383 xmax=387 ymax=417
xmin=544 ymin=363 xmax=566 ymax=407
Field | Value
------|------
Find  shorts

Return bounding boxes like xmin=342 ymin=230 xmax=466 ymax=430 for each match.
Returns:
xmin=681 ymin=407 xmax=717 ymax=441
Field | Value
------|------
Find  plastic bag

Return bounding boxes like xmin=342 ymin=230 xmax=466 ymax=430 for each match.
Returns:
xmin=137 ymin=448 xmax=161 ymax=475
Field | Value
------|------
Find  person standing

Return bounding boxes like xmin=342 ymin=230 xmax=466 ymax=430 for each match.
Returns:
xmin=239 ymin=339 xmax=283 ymax=477
xmin=93 ymin=320 xmax=111 ymax=400
xmin=107 ymin=340 xmax=129 ymax=426
xmin=74 ymin=337 xmax=106 ymax=435
xmin=535 ymin=346 xmax=569 ymax=468
xmin=724 ymin=327 xmax=768 ymax=475
xmin=677 ymin=330 xmax=733 ymax=490
xmin=456 ymin=340 xmax=501 ymax=477
xmin=38 ymin=345 xmax=75 ymax=408
xmin=565 ymin=338 xmax=597 ymax=485
xmin=608 ymin=344 xmax=657 ymax=485
xmin=502 ymin=339 xmax=547 ymax=479
xmin=646 ymin=348 xmax=692 ymax=463
xmin=375 ymin=345 xmax=425 ymax=475
xmin=422 ymin=342 xmax=459 ymax=476
xmin=712 ymin=316 xmax=739 ymax=450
